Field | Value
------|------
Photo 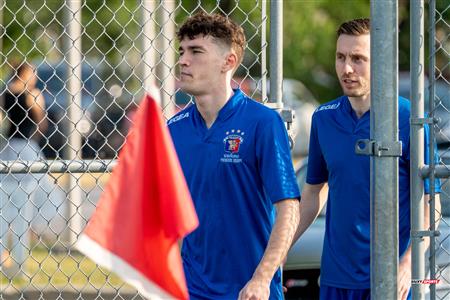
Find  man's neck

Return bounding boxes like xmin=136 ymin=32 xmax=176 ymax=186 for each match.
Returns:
xmin=195 ymin=85 xmax=234 ymax=128
xmin=348 ymin=94 xmax=371 ymax=119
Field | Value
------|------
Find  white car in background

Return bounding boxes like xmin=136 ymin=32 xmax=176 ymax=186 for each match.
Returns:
xmin=252 ymin=78 xmax=319 ymax=158
xmin=283 ymin=158 xmax=325 ymax=300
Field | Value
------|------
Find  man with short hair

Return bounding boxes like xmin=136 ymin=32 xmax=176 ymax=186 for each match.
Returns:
xmin=168 ymin=12 xmax=300 ymax=300
xmin=293 ymin=18 xmax=441 ymax=300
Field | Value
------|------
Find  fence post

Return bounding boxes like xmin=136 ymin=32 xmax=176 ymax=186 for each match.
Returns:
xmin=142 ymin=0 xmax=157 ymax=103
xmin=261 ymin=0 xmax=267 ymax=103
xmin=66 ymin=0 xmax=84 ymax=246
xmin=156 ymin=1 xmax=176 ymax=118
xmin=269 ymin=0 xmax=282 ymax=107
xmin=370 ymin=1 xmax=399 ymax=299
xmin=410 ymin=1 xmax=427 ymax=299
xmin=427 ymin=0 xmax=438 ymax=298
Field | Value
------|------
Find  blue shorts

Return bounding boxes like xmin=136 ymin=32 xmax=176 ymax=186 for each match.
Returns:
xmin=320 ymin=285 xmax=411 ymax=300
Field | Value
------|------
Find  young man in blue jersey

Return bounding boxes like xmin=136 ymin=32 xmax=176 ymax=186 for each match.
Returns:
xmin=292 ymin=18 xmax=441 ymax=300
xmin=168 ymin=12 xmax=301 ymax=300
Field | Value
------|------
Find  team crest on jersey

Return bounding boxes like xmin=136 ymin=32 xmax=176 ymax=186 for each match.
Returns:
xmin=221 ymin=130 xmax=245 ymax=163
xmin=224 ymin=136 xmax=243 ymax=153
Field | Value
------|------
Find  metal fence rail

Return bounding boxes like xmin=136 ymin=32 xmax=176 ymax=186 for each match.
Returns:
xmin=0 ymin=1 xmax=268 ymax=298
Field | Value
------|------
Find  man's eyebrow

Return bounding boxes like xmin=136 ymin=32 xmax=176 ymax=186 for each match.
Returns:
xmin=335 ymin=51 xmax=368 ymax=59
xmin=349 ymin=53 xmax=368 ymax=60
xmin=179 ymin=45 xmax=207 ymax=52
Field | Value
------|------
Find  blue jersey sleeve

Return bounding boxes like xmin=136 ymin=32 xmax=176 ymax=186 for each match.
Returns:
xmin=255 ymin=112 xmax=300 ymax=203
xmin=423 ymin=124 xmax=442 ymax=194
xmin=306 ymin=113 xmax=328 ymax=184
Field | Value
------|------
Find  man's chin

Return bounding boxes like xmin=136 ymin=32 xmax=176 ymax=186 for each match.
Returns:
xmin=179 ymin=83 xmax=192 ymax=92
xmin=343 ymin=90 xmax=367 ymax=98
xmin=179 ymin=85 xmax=197 ymax=96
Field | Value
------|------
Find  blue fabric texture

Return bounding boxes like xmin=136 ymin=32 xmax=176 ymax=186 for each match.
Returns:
xmin=168 ymin=89 xmax=300 ymax=299
xmin=320 ymin=285 xmax=411 ymax=300
xmin=307 ymin=96 xmax=441 ymax=289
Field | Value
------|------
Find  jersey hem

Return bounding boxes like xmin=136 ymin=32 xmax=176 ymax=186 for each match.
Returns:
xmin=320 ymin=279 xmax=370 ymax=290
xmin=306 ymin=178 xmax=327 ymax=185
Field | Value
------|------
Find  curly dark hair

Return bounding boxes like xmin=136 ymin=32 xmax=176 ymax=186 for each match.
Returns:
xmin=337 ymin=18 xmax=370 ymax=37
xmin=177 ymin=12 xmax=246 ymax=65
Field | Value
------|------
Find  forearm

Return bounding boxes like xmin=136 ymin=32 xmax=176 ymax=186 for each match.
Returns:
xmin=401 ymin=194 xmax=439 ymax=264
xmin=400 ymin=244 xmax=412 ymax=265
xmin=291 ymin=183 xmax=326 ymax=247
xmin=251 ymin=199 xmax=300 ymax=283
xmin=292 ymin=200 xmax=320 ymax=246
xmin=423 ymin=193 xmax=441 ymax=250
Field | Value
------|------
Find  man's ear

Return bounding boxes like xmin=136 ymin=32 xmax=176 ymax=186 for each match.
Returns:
xmin=222 ymin=52 xmax=238 ymax=73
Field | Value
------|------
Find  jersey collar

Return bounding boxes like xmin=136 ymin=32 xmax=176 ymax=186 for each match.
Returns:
xmin=342 ymin=95 xmax=370 ymax=122
xmin=192 ymin=88 xmax=244 ymax=135
xmin=216 ymin=88 xmax=244 ymax=122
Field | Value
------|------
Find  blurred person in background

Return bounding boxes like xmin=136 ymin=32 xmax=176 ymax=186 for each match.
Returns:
xmin=168 ymin=12 xmax=300 ymax=300
xmin=0 ymin=61 xmax=47 ymax=277
xmin=292 ymin=18 xmax=441 ymax=300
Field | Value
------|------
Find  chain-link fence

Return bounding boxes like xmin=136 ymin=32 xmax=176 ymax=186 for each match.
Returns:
xmin=0 ymin=1 xmax=269 ymax=298
xmin=411 ymin=1 xmax=450 ymax=299
xmin=1 ymin=0 xmax=449 ymax=299
xmin=428 ymin=1 xmax=450 ymax=299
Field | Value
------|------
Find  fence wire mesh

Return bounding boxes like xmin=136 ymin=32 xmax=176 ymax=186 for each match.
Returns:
xmin=429 ymin=1 xmax=450 ymax=299
xmin=0 ymin=1 xmax=266 ymax=298
xmin=0 ymin=0 xmax=449 ymax=299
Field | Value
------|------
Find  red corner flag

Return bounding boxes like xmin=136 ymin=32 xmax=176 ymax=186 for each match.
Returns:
xmin=76 ymin=91 xmax=198 ymax=300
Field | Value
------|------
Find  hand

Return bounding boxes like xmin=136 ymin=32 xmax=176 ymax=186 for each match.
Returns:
xmin=238 ymin=277 xmax=270 ymax=300
xmin=398 ymin=256 xmax=411 ymax=300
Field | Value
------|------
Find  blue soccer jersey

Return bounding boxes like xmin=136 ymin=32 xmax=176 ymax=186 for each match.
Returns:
xmin=168 ymin=89 xmax=300 ymax=299
xmin=306 ymin=95 xmax=440 ymax=289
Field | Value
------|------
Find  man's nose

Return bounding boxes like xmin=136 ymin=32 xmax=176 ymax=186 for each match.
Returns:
xmin=343 ymin=60 xmax=354 ymax=74
xmin=178 ymin=53 xmax=189 ymax=66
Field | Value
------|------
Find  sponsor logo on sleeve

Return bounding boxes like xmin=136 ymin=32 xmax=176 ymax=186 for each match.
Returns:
xmin=167 ymin=112 xmax=190 ymax=125
xmin=315 ymin=102 xmax=340 ymax=112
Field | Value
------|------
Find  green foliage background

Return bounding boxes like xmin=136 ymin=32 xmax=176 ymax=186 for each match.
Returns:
xmin=1 ymin=0 xmax=448 ymax=102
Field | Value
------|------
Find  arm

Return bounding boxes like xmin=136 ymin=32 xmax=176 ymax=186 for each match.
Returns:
xmin=27 ymin=88 xmax=48 ymax=138
xmin=291 ymin=182 xmax=327 ymax=247
xmin=238 ymin=198 xmax=300 ymax=300
xmin=398 ymin=193 xmax=441 ymax=300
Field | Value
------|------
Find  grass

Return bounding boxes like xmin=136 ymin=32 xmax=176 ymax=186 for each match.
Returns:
xmin=1 ymin=245 xmax=130 ymax=291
